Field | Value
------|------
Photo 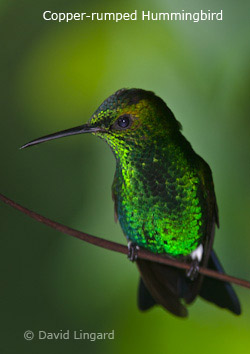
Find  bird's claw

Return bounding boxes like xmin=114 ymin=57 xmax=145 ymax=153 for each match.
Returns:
xmin=128 ymin=242 xmax=140 ymax=262
xmin=186 ymin=259 xmax=200 ymax=280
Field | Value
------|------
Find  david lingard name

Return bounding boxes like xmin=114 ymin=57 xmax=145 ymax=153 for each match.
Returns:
xmin=38 ymin=330 xmax=115 ymax=341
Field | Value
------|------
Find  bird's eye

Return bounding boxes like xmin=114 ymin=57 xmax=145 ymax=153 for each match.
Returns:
xmin=116 ymin=115 xmax=131 ymax=129
xmin=111 ymin=114 xmax=133 ymax=131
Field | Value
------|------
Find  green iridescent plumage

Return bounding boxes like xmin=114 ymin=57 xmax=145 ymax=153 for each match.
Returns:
xmin=90 ymin=89 xmax=216 ymax=257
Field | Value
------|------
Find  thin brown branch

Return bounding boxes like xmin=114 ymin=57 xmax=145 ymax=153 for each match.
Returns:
xmin=1 ymin=193 xmax=249 ymax=289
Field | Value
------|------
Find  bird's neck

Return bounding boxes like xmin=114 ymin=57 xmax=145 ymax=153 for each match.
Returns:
xmin=115 ymin=132 xmax=194 ymax=188
xmin=115 ymin=148 xmax=166 ymax=190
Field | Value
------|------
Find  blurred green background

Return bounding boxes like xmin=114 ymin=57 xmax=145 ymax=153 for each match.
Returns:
xmin=1 ymin=0 xmax=250 ymax=353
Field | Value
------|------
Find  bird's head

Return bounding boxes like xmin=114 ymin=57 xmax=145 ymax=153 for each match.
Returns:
xmin=21 ymin=88 xmax=181 ymax=156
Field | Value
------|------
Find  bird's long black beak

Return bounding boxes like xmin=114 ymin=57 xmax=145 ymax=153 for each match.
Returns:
xmin=20 ymin=124 xmax=103 ymax=149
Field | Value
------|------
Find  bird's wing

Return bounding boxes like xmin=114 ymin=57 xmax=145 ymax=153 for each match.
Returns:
xmin=198 ymin=157 xmax=219 ymax=265
xmin=184 ymin=157 xmax=219 ymax=304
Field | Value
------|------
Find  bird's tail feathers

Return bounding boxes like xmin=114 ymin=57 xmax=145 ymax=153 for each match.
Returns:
xmin=137 ymin=250 xmax=241 ymax=316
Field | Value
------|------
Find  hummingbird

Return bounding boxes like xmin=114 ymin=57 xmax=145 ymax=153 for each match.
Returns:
xmin=21 ymin=88 xmax=241 ymax=317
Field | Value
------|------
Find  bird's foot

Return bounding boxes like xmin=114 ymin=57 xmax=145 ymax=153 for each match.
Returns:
xmin=128 ymin=242 xmax=140 ymax=262
xmin=186 ymin=259 xmax=200 ymax=281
